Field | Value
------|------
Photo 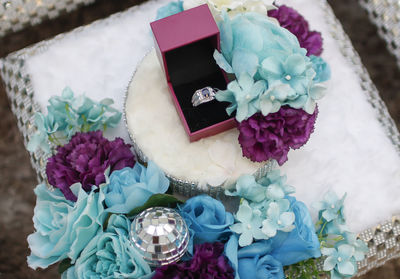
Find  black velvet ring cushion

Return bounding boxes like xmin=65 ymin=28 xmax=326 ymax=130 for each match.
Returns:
xmin=165 ymin=38 xmax=231 ymax=133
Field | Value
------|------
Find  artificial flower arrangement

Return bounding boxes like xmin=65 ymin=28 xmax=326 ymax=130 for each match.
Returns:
xmin=27 ymin=90 xmax=367 ymax=279
xmin=157 ymin=0 xmax=331 ymax=166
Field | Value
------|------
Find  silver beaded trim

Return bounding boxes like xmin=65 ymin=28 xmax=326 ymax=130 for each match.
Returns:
xmin=1 ymin=0 xmax=400 ymax=276
xmin=359 ymin=0 xmax=400 ymax=68
xmin=0 ymin=0 xmax=96 ymax=37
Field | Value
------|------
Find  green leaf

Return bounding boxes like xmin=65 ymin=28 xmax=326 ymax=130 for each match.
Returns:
xmin=127 ymin=194 xmax=184 ymax=217
xmin=58 ymin=258 xmax=73 ymax=274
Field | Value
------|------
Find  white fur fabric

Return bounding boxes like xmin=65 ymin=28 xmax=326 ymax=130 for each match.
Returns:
xmin=25 ymin=0 xmax=400 ymax=233
xmin=125 ymin=49 xmax=264 ymax=187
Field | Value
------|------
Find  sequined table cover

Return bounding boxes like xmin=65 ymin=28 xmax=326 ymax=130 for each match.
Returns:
xmin=1 ymin=0 xmax=400 ymax=277
xmin=0 ymin=0 xmax=96 ymax=37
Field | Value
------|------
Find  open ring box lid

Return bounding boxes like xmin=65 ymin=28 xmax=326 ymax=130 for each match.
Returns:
xmin=150 ymin=4 xmax=236 ymax=142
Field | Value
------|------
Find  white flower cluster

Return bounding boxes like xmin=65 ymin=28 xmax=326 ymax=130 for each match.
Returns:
xmin=183 ymin=0 xmax=276 ymax=20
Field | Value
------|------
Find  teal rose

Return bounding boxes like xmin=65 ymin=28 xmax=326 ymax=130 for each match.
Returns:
xmin=103 ymin=161 xmax=170 ymax=214
xmin=27 ymin=183 xmax=105 ymax=269
xmin=64 ymin=214 xmax=152 ymax=279
xmin=156 ymin=0 xmax=183 ymax=20
xmin=179 ymin=195 xmax=234 ymax=254
xmin=224 ymin=235 xmax=284 ymax=279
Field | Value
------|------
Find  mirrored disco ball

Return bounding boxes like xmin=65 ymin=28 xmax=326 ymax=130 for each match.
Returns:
xmin=130 ymin=207 xmax=190 ymax=267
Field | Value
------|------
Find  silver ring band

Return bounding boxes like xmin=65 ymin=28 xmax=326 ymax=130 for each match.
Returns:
xmin=191 ymin=87 xmax=217 ymax=107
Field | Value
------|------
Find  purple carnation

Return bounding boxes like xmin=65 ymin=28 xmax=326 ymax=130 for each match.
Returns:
xmin=238 ymin=106 xmax=318 ymax=165
xmin=153 ymin=242 xmax=234 ymax=279
xmin=46 ymin=131 xmax=135 ymax=201
xmin=268 ymin=5 xmax=323 ymax=56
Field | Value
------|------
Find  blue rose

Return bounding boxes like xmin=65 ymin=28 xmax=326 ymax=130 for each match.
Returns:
xmin=269 ymin=197 xmax=321 ymax=266
xmin=237 ymin=239 xmax=284 ymax=279
xmin=27 ymin=183 xmax=105 ymax=269
xmin=225 ymin=235 xmax=283 ymax=279
xmin=103 ymin=161 xmax=169 ymax=214
xmin=64 ymin=214 xmax=152 ymax=279
xmin=179 ymin=195 xmax=234 ymax=254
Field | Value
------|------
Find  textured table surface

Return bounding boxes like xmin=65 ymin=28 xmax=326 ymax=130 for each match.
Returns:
xmin=1 ymin=0 xmax=400 ymax=278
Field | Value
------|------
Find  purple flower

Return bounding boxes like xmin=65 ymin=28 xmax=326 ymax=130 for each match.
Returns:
xmin=46 ymin=131 xmax=135 ymax=201
xmin=268 ymin=5 xmax=323 ymax=56
xmin=238 ymin=106 xmax=318 ymax=165
xmin=153 ymin=242 xmax=234 ymax=279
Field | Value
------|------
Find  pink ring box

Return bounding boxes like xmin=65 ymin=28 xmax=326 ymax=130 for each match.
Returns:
xmin=150 ymin=4 xmax=236 ymax=142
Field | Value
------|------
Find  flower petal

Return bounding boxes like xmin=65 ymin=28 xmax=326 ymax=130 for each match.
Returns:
xmin=323 ymin=256 xmax=337 ymax=271
xmin=239 ymin=230 xmax=254 ymax=247
xmin=337 ymin=261 xmax=356 ymax=276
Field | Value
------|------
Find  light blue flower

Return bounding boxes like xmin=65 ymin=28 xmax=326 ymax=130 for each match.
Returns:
xmin=28 ymin=87 xmax=122 ymax=153
xmin=260 ymin=54 xmax=315 ymax=95
xmin=310 ymin=55 xmax=331 ymax=83
xmin=27 ymin=183 xmax=106 ymax=269
xmin=322 ymin=244 xmax=357 ymax=277
xmin=27 ymin=113 xmax=58 ymax=153
xmin=230 ymin=200 xmax=266 ymax=247
xmin=179 ymin=195 xmax=234 ymax=255
xmin=214 ymin=12 xmax=328 ymax=117
xmin=103 ymin=161 xmax=170 ymax=214
xmin=216 ymin=12 xmax=302 ymax=77
xmin=156 ymin=0 xmax=183 ymax=20
xmin=261 ymin=202 xmax=295 ymax=238
xmin=224 ymin=234 xmax=285 ymax=279
xmin=67 ymin=215 xmax=151 ymax=279
xmin=216 ymin=73 xmax=267 ymax=122
xmin=239 ymin=254 xmax=284 ymax=279
xmin=269 ymin=197 xmax=321 ymax=266
xmin=258 ymin=170 xmax=295 ymax=197
xmin=225 ymin=174 xmax=266 ymax=203
xmin=258 ymin=83 xmax=296 ymax=116
xmin=324 ymin=218 xmax=348 ymax=235
xmin=314 ymin=191 xmax=346 ymax=222
xmin=226 ymin=170 xmax=295 ymax=205
xmin=341 ymin=232 xmax=369 ymax=261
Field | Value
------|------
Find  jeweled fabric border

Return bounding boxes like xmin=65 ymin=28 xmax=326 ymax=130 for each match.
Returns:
xmin=359 ymin=0 xmax=400 ymax=68
xmin=1 ymin=0 xmax=400 ymax=276
xmin=0 ymin=0 xmax=95 ymax=37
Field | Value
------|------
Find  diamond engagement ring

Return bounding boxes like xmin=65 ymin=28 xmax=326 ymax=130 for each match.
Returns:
xmin=191 ymin=87 xmax=218 ymax=107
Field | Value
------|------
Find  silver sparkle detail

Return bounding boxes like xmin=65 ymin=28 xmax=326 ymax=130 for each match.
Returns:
xmin=130 ymin=207 xmax=189 ymax=267
xmin=191 ymin=86 xmax=217 ymax=107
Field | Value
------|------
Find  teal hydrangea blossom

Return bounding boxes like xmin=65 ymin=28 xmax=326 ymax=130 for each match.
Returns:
xmin=64 ymin=215 xmax=152 ymax=279
xmin=261 ymin=202 xmax=295 ymax=238
xmin=27 ymin=87 xmax=122 ymax=153
xmin=156 ymin=0 xmax=183 ymax=20
xmin=214 ymin=12 xmax=329 ymax=119
xmin=322 ymin=244 xmax=358 ymax=278
xmin=103 ymin=161 xmax=170 ymax=214
xmin=27 ymin=183 xmax=106 ymax=269
xmin=258 ymin=83 xmax=296 ymax=116
xmin=226 ymin=170 xmax=295 ymax=204
xmin=230 ymin=200 xmax=266 ymax=247
xmin=27 ymin=113 xmax=59 ymax=153
xmin=216 ymin=73 xmax=267 ymax=122
xmin=228 ymin=170 xmax=296 ymax=243
xmin=314 ymin=191 xmax=346 ymax=223
xmin=310 ymin=55 xmax=331 ymax=83
xmin=340 ymin=232 xmax=369 ymax=262
xmin=312 ymin=191 xmax=369 ymax=279
xmin=225 ymin=174 xmax=266 ymax=203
